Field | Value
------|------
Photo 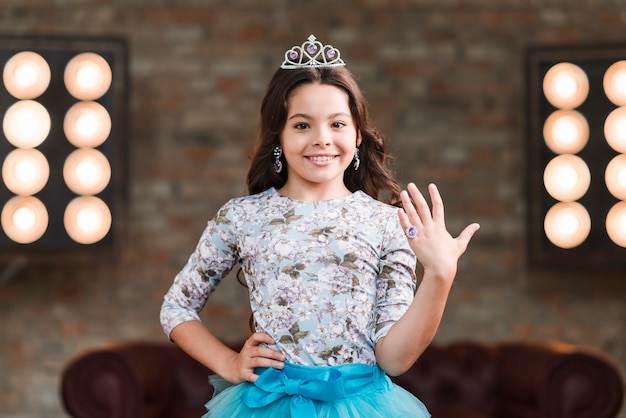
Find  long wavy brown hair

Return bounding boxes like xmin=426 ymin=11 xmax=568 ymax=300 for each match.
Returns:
xmin=246 ymin=66 xmax=403 ymax=206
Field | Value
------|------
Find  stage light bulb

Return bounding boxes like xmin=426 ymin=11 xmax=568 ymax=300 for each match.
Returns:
xmin=2 ymin=51 xmax=51 ymax=99
xmin=604 ymin=61 xmax=626 ymax=106
xmin=605 ymin=155 xmax=626 ymax=200
xmin=64 ymin=196 xmax=111 ymax=244
xmin=2 ymin=100 xmax=51 ymax=148
xmin=606 ymin=202 xmax=626 ymax=248
xmin=64 ymin=101 xmax=111 ymax=147
xmin=543 ymin=63 xmax=589 ymax=109
xmin=64 ymin=52 xmax=112 ymax=100
xmin=543 ymin=154 xmax=591 ymax=202
xmin=604 ymin=107 xmax=626 ymax=153
xmin=1 ymin=196 xmax=48 ymax=244
xmin=544 ymin=202 xmax=591 ymax=249
xmin=63 ymin=148 xmax=111 ymax=195
xmin=2 ymin=149 xmax=49 ymax=195
xmin=543 ymin=110 xmax=588 ymax=154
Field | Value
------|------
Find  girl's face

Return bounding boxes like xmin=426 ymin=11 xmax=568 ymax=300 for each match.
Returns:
xmin=279 ymin=82 xmax=361 ymax=200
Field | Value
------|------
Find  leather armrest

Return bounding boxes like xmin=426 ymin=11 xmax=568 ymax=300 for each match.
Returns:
xmin=495 ymin=341 xmax=624 ymax=418
xmin=61 ymin=342 xmax=207 ymax=418
xmin=391 ymin=342 xmax=498 ymax=417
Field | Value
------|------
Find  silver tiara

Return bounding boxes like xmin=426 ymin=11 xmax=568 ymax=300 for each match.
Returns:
xmin=281 ymin=34 xmax=346 ymax=69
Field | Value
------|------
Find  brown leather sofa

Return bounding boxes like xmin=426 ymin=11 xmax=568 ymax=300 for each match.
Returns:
xmin=61 ymin=339 xmax=624 ymax=418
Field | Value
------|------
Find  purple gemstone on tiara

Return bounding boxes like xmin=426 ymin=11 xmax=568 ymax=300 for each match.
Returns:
xmin=327 ymin=50 xmax=336 ymax=58
xmin=307 ymin=44 xmax=317 ymax=53
xmin=289 ymin=51 xmax=298 ymax=60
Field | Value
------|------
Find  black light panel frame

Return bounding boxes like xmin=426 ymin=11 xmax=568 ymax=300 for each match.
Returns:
xmin=0 ymin=35 xmax=127 ymax=263
xmin=526 ymin=44 xmax=626 ymax=267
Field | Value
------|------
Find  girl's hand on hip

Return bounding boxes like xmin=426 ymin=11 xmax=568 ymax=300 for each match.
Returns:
xmin=398 ymin=183 xmax=480 ymax=282
xmin=227 ymin=332 xmax=285 ymax=384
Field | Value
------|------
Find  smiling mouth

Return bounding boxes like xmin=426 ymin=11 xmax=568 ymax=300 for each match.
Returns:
xmin=307 ymin=155 xmax=336 ymax=163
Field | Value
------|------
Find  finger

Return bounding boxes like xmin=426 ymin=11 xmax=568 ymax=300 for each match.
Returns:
xmin=456 ymin=223 xmax=480 ymax=252
xmin=245 ymin=355 xmax=284 ymax=383
xmin=254 ymin=345 xmax=286 ymax=362
xmin=407 ymin=183 xmax=433 ymax=226
xmin=399 ymin=191 xmax=423 ymax=229
xmin=243 ymin=349 xmax=285 ymax=384
xmin=246 ymin=332 xmax=286 ymax=365
xmin=247 ymin=332 xmax=276 ymax=346
xmin=397 ymin=207 xmax=410 ymax=229
xmin=253 ymin=355 xmax=286 ymax=370
xmin=428 ymin=184 xmax=445 ymax=224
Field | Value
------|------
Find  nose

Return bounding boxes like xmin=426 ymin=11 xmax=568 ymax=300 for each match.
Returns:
xmin=313 ymin=126 xmax=332 ymax=147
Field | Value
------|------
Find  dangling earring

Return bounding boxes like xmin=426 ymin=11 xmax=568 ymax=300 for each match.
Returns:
xmin=353 ymin=147 xmax=360 ymax=171
xmin=273 ymin=146 xmax=283 ymax=173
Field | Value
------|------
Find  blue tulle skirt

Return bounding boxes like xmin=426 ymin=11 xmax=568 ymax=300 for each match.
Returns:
xmin=202 ymin=362 xmax=430 ymax=417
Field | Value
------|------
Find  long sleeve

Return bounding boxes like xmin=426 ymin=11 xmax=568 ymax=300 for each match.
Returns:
xmin=372 ymin=215 xmax=417 ymax=343
xmin=160 ymin=202 xmax=240 ymax=338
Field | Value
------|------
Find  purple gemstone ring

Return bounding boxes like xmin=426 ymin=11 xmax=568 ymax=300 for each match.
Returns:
xmin=405 ymin=225 xmax=419 ymax=239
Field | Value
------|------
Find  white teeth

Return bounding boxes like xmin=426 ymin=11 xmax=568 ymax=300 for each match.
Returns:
xmin=309 ymin=156 xmax=334 ymax=162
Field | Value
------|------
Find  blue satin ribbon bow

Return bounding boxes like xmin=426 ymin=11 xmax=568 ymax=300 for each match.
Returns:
xmin=241 ymin=362 xmax=389 ymax=417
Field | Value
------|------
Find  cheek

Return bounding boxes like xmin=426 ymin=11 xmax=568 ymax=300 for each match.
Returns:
xmin=279 ymin=139 xmax=301 ymax=159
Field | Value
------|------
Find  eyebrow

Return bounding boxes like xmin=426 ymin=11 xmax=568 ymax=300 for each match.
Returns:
xmin=287 ymin=112 xmax=352 ymax=121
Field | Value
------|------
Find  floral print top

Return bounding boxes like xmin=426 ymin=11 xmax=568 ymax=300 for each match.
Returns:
xmin=160 ymin=187 xmax=417 ymax=367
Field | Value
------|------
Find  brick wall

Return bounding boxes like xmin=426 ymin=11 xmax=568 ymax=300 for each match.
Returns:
xmin=0 ymin=1 xmax=625 ymax=416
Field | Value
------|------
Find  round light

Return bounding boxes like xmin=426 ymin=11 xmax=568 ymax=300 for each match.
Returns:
xmin=604 ymin=106 xmax=626 ymax=153
xmin=603 ymin=60 xmax=626 ymax=106
xmin=2 ymin=148 xmax=49 ymax=195
xmin=543 ymin=110 xmax=589 ymax=154
xmin=606 ymin=201 xmax=626 ymax=248
xmin=543 ymin=154 xmax=591 ymax=202
xmin=543 ymin=62 xmax=589 ymax=109
xmin=1 ymin=196 xmax=48 ymax=244
xmin=63 ymin=148 xmax=111 ymax=195
xmin=64 ymin=53 xmax=112 ymax=100
xmin=64 ymin=196 xmax=112 ymax=244
xmin=2 ymin=51 xmax=51 ymax=99
xmin=605 ymin=154 xmax=626 ymax=200
xmin=2 ymin=100 xmax=51 ymax=148
xmin=63 ymin=101 xmax=111 ymax=147
xmin=544 ymin=202 xmax=591 ymax=249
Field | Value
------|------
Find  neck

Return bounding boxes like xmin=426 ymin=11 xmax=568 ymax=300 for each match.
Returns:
xmin=277 ymin=184 xmax=352 ymax=202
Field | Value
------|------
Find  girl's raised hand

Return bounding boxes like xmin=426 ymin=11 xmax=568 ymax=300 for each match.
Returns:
xmin=226 ymin=332 xmax=285 ymax=383
xmin=398 ymin=183 xmax=480 ymax=282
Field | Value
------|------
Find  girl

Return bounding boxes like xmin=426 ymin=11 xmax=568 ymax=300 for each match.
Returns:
xmin=160 ymin=35 xmax=479 ymax=417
